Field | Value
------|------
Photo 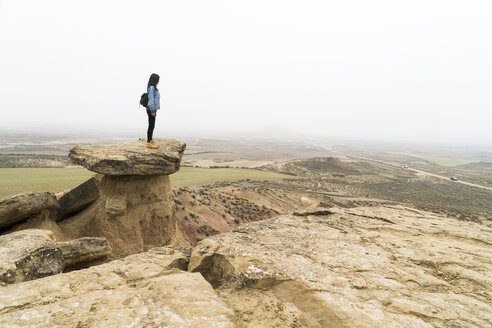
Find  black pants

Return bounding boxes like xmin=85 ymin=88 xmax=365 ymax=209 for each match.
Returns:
xmin=146 ymin=109 xmax=156 ymax=142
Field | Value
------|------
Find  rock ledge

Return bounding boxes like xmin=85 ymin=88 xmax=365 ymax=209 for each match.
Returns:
xmin=69 ymin=138 xmax=186 ymax=175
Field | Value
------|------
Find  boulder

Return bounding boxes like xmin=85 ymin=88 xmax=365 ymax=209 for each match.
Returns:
xmin=57 ymin=175 xmax=101 ymax=220
xmin=58 ymin=237 xmax=111 ymax=266
xmin=293 ymin=206 xmax=334 ymax=216
xmin=189 ymin=206 xmax=492 ymax=327
xmin=69 ymin=138 xmax=186 ymax=175
xmin=0 ymin=229 xmax=64 ymax=284
xmin=0 ymin=192 xmax=59 ymax=229
xmin=0 ymin=247 xmax=233 ymax=327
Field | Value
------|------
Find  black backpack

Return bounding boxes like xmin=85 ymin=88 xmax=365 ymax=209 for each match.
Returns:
xmin=139 ymin=93 xmax=149 ymax=108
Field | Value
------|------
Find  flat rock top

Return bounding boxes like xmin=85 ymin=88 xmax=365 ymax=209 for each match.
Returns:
xmin=69 ymin=138 xmax=186 ymax=175
xmin=189 ymin=206 xmax=492 ymax=327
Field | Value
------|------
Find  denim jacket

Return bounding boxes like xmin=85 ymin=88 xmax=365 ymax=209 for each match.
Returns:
xmin=147 ymin=86 xmax=160 ymax=112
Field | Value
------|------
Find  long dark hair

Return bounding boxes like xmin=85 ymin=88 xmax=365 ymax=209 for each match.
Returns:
xmin=147 ymin=73 xmax=160 ymax=91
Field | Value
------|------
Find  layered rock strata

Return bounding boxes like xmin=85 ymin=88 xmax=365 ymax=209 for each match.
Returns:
xmin=0 ymin=247 xmax=233 ymax=327
xmin=189 ymin=206 xmax=492 ymax=327
xmin=58 ymin=237 xmax=111 ymax=267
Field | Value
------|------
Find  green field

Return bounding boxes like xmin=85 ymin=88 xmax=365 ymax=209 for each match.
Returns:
xmin=0 ymin=167 xmax=294 ymax=198
xmin=388 ymin=152 xmax=473 ymax=167
xmin=0 ymin=168 xmax=94 ymax=198
xmin=171 ymin=167 xmax=293 ymax=187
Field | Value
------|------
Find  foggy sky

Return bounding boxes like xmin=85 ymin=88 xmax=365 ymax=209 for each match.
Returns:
xmin=0 ymin=0 xmax=491 ymax=145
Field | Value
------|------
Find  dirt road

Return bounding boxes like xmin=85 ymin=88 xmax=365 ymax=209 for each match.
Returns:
xmin=310 ymin=142 xmax=492 ymax=192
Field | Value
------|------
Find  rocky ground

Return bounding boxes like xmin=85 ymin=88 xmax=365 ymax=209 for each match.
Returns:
xmin=0 ymin=247 xmax=233 ymax=328
xmin=1 ymin=206 xmax=490 ymax=327
xmin=188 ymin=206 xmax=492 ymax=327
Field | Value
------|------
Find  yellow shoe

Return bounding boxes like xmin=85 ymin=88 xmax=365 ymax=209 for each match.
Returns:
xmin=146 ymin=142 xmax=159 ymax=149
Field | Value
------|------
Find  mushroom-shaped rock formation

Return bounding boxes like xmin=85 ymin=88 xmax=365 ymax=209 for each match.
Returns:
xmin=61 ymin=138 xmax=188 ymax=258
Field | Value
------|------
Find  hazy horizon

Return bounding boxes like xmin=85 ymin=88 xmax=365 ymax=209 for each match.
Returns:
xmin=2 ymin=124 xmax=492 ymax=152
xmin=1 ymin=1 xmax=491 ymax=145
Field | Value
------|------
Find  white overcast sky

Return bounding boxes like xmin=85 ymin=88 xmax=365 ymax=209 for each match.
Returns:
xmin=0 ymin=0 xmax=491 ymax=144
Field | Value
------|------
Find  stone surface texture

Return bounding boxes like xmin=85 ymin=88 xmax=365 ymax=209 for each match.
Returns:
xmin=0 ymin=192 xmax=59 ymax=229
xmin=57 ymin=175 xmax=101 ymax=220
xmin=58 ymin=237 xmax=111 ymax=266
xmin=0 ymin=247 xmax=233 ymax=328
xmin=1 ymin=206 xmax=490 ymax=327
xmin=189 ymin=206 xmax=492 ymax=328
xmin=69 ymin=138 xmax=186 ymax=175
xmin=0 ymin=229 xmax=64 ymax=284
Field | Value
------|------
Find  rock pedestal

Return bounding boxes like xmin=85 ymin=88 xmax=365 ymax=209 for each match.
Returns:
xmin=60 ymin=138 xmax=187 ymax=258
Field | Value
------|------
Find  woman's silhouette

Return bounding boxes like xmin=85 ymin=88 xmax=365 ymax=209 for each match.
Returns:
xmin=146 ymin=73 xmax=160 ymax=149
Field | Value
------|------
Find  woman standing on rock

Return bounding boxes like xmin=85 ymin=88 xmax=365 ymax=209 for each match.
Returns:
xmin=146 ymin=73 xmax=160 ymax=149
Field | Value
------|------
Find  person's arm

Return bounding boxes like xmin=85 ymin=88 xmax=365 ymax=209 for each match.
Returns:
xmin=147 ymin=86 xmax=155 ymax=111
